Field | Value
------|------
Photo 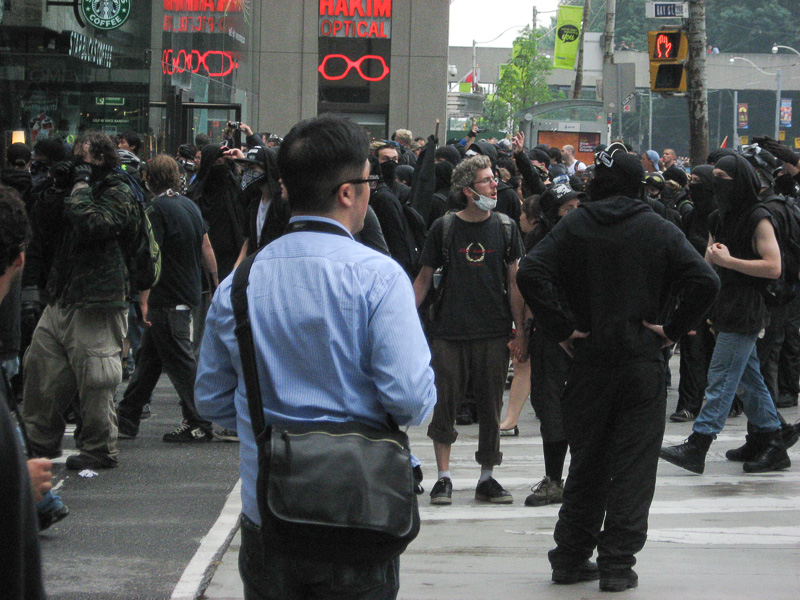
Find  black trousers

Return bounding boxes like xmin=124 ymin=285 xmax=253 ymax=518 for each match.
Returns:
xmin=529 ymin=327 xmax=570 ymax=443
xmin=548 ymin=360 xmax=666 ymax=575
xmin=778 ymin=294 xmax=800 ymax=400
xmin=676 ymin=321 xmax=715 ymax=414
xmin=756 ymin=302 xmax=790 ymax=405
xmin=117 ymin=308 xmax=210 ymax=429
xmin=239 ymin=515 xmax=400 ymax=600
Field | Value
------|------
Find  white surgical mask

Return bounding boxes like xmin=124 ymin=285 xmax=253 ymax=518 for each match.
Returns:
xmin=470 ymin=188 xmax=497 ymax=212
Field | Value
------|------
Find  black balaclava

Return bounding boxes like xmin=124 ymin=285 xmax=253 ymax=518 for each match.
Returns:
xmin=688 ymin=164 xmax=717 ymax=219
xmin=713 ymin=154 xmax=760 ymax=223
xmin=434 ymin=160 xmax=453 ymax=193
xmin=379 ymin=158 xmax=398 ymax=186
xmin=193 ymin=143 xmax=238 ymax=211
xmin=588 ymin=151 xmax=644 ymax=201
xmin=707 ymin=148 xmax=736 ymax=166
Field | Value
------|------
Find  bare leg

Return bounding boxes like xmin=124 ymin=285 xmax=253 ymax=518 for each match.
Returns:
xmin=433 ymin=441 xmax=452 ymax=472
xmin=500 ymin=356 xmax=531 ymax=430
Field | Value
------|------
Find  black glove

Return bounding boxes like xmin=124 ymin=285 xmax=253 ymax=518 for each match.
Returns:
xmin=753 ymin=135 xmax=800 ymax=167
xmin=73 ymin=163 xmax=93 ymax=185
xmin=20 ymin=286 xmax=43 ymax=335
xmin=50 ymin=161 xmax=74 ymax=190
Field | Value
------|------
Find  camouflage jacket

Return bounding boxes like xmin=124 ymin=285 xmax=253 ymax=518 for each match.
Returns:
xmin=47 ymin=170 xmax=139 ymax=309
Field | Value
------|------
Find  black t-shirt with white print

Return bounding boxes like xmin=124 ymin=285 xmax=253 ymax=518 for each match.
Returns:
xmin=421 ymin=212 xmax=523 ymax=340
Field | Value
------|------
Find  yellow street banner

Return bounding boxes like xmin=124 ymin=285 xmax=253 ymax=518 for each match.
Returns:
xmin=554 ymin=5 xmax=584 ymax=70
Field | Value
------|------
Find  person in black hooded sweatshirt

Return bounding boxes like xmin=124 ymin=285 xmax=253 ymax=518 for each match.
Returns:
xmin=187 ymin=143 xmax=246 ymax=282
xmin=661 ymin=154 xmax=792 ymax=476
xmin=517 ymin=144 xmax=719 ymax=592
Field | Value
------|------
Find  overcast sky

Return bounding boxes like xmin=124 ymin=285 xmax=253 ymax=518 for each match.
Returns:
xmin=448 ymin=0 xmax=563 ymax=48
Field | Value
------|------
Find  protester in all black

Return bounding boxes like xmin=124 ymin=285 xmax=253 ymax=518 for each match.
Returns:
xmin=518 ymin=145 xmax=719 ymax=591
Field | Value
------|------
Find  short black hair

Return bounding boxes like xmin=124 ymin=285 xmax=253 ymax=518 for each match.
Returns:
xmin=33 ymin=137 xmax=66 ymax=163
xmin=0 ymin=186 xmax=30 ymax=274
xmin=195 ymin=133 xmax=211 ymax=149
xmin=119 ymin=130 xmax=141 ymax=153
xmin=7 ymin=143 xmax=31 ymax=168
xmin=278 ymin=115 xmax=370 ymax=214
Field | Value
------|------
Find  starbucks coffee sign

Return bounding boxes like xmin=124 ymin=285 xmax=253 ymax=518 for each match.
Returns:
xmin=80 ymin=0 xmax=131 ymax=31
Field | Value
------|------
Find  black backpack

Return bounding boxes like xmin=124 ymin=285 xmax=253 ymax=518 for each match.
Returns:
xmin=764 ymin=193 xmax=800 ymax=302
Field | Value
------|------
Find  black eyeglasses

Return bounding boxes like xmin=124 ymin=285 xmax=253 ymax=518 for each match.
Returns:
xmin=331 ymin=175 xmax=380 ymax=195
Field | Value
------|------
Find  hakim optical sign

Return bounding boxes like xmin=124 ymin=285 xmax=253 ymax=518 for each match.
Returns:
xmin=319 ymin=0 xmax=392 ymax=38
xmin=80 ymin=0 xmax=131 ymax=31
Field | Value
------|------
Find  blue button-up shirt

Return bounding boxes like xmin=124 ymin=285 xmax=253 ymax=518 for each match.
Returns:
xmin=195 ymin=216 xmax=436 ymax=524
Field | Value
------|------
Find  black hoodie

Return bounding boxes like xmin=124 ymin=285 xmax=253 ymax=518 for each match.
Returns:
xmin=517 ymin=195 xmax=719 ymax=365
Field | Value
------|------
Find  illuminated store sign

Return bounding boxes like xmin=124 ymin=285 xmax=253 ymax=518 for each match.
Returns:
xmin=163 ymin=0 xmax=242 ymax=11
xmin=161 ymin=49 xmax=239 ymax=77
xmin=318 ymin=54 xmax=389 ymax=81
xmin=68 ymin=30 xmax=113 ymax=68
xmin=319 ymin=0 xmax=392 ymax=38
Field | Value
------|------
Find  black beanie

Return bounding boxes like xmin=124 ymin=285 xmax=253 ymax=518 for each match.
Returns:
xmin=435 ymin=145 xmax=461 ymax=167
xmin=529 ymin=148 xmax=551 ymax=168
xmin=663 ymin=165 xmax=688 ymax=188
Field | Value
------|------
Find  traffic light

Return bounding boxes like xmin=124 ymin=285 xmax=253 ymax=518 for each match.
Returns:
xmin=648 ymin=30 xmax=688 ymax=93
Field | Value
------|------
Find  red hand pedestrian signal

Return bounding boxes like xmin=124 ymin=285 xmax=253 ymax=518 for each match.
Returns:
xmin=162 ymin=49 xmax=239 ymax=78
xmin=656 ymin=34 xmax=674 ymax=59
xmin=318 ymin=54 xmax=390 ymax=82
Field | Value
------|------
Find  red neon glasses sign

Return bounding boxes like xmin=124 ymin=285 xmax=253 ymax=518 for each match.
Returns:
xmin=317 ymin=54 xmax=389 ymax=81
xmin=162 ymin=49 xmax=239 ymax=77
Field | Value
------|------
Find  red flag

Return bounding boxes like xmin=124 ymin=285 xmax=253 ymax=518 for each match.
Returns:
xmin=720 ymin=136 xmax=728 ymax=148
xmin=465 ymin=70 xmax=475 ymax=83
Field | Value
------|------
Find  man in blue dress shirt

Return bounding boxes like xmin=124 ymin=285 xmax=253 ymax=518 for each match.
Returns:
xmin=195 ymin=115 xmax=437 ymax=600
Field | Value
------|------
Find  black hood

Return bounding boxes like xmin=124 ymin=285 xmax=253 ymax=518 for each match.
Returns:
xmin=688 ymin=164 xmax=716 ymax=219
xmin=578 ymin=195 xmax=651 ymax=226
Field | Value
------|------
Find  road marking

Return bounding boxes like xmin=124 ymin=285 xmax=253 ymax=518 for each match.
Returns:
xmin=504 ymin=526 xmax=800 ymax=545
xmin=171 ymin=479 xmax=242 ymax=600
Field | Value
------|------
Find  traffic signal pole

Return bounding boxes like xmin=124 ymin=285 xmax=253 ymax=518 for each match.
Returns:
xmin=686 ymin=0 xmax=709 ymax=165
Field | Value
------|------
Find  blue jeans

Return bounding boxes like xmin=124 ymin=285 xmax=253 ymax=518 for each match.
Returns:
xmin=239 ymin=514 xmax=400 ymax=600
xmin=694 ymin=332 xmax=781 ymax=437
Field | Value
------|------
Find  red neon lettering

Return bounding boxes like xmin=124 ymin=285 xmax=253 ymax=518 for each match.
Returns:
xmin=332 ymin=20 xmax=342 ymax=35
xmin=162 ymin=49 xmax=239 ymax=77
xmin=319 ymin=0 xmax=334 ymax=16
xmin=333 ymin=0 xmax=348 ymax=16
xmin=656 ymin=34 xmax=673 ymax=58
xmin=373 ymin=0 xmax=390 ymax=17
xmin=318 ymin=54 xmax=390 ymax=81
xmin=349 ymin=0 xmax=365 ymax=17
xmin=320 ymin=19 xmax=332 ymax=35
xmin=368 ymin=21 xmax=379 ymax=37
xmin=357 ymin=21 xmax=367 ymax=36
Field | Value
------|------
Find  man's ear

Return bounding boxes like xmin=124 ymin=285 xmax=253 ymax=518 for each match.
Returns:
xmin=336 ymin=183 xmax=356 ymax=209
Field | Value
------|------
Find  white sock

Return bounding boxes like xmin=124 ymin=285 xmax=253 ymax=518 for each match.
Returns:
xmin=438 ymin=470 xmax=451 ymax=480
xmin=479 ymin=468 xmax=493 ymax=483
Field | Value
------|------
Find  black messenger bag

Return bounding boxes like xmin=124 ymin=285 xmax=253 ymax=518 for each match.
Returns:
xmin=230 ymin=221 xmax=420 ymax=564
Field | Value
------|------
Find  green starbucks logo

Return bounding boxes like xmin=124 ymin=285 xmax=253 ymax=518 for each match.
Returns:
xmin=80 ymin=0 xmax=131 ymax=30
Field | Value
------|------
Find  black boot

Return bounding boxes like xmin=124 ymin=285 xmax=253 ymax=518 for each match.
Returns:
xmin=659 ymin=431 xmax=713 ymax=474
xmin=725 ymin=434 xmax=763 ymax=462
xmin=743 ymin=432 xmax=791 ymax=473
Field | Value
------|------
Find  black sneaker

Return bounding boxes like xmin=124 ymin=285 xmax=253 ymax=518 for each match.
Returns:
xmin=455 ymin=404 xmax=474 ymax=425
xmin=117 ymin=414 xmax=139 ymax=439
xmin=163 ymin=422 xmax=213 ymax=443
xmin=212 ymin=427 xmax=239 ymax=442
xmin=599 ymin=568 xmax=638 ymax=592
xmin=669 ymin=409 xmax=696 ymax=423
xmin=776 ymin=393 xmax=798 ymax=408
xmin=140 ymin=403 xmax=152 ymax=420
xmin=430 ymin=477 xmax=452 ymax=505
xmin=782 ymin=423 xmax=799 ymax=450
xmin=552 ymin=560 xmax=600 ymax=584
xmin=38 ymin=502 xmax=70 ymax=531
xmin=65 ymin=453 xmax=118 ymax=470
xmin=475 ymin=477 xmax=513 ymax=504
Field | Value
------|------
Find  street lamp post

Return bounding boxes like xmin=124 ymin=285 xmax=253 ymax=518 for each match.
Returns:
xmin=772 ymin=44 xmax=800 ymax=58
xmin=730 ymin=56 xmax=781 ymax=140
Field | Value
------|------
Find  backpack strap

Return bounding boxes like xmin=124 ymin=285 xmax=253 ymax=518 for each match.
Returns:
xmin=440 ymin=212 xmax=456 ymax=267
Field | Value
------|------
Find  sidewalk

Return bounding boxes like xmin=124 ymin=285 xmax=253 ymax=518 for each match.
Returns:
xmin=198 ymin=373 xmax=800 ymax=600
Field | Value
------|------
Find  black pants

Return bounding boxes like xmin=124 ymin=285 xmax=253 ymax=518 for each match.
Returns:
xmin=239 ymin=514 xmax=400 ymax=600
xmin=756 ymin=302 xmax=790 ymax=405
xmin=117 ymin=308 xmax=210 ymax=429
xmin=778 ymin=294 xmax=800 ymax=400
xmin=529 ymin=327 xmax=569 ymax=443
xmin=548 ymin=360 xmax=665 ymax=575
xmin=676 ymin=321 xmax=715 ymax=414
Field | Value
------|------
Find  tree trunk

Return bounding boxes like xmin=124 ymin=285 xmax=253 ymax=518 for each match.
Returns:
xmin=687 ymin=0 xmax=709 ymax=166
xmin=573 ymin=0 xmax=591 ymax=99
xmin=603 ymin=0 xmax=615 ymax=66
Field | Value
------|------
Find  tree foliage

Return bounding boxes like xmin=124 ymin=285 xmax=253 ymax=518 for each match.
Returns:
xmin=583 ymin=0 xmax=800 ymax=54
xmin=479 ymin=26 xmax=555 ymax=131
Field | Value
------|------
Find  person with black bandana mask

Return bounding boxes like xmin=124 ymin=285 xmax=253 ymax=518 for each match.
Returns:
xmin=518 ymin=142 xmax=719 ymax=591
xmin=660 ymin=154 xmax=791 ymax=475
xmin=669 ymin=165 xmax=718 ymax=423
xmin=368 ymin=153 xmax=413 ymax=276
